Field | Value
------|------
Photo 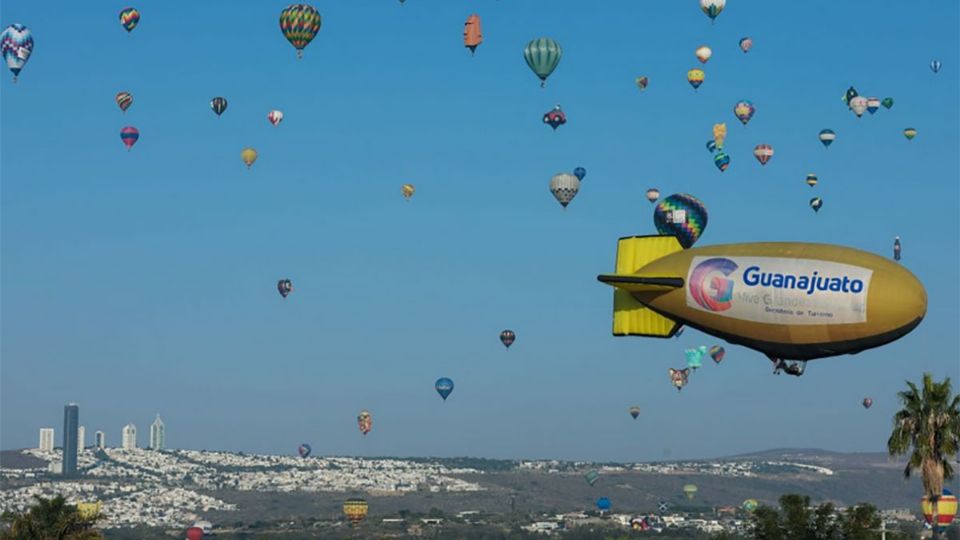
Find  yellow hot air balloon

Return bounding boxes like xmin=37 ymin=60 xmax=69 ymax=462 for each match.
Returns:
xmin=241 ymin=147 xmax=258 ymax=169
xmin=712 ymin=123 xmax=727 ymax=149
xmin=401 ymin=183 xmax=415 ymax=200
xmin=687 ymin=68 xmax=705 ymax=91
xmin=343 ymin=498 xmax=368 ymax=525
xmin=76 ymin=501 xmax=102 ymax=520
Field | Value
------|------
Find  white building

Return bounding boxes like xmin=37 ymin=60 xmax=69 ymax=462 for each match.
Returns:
xmin=78 ymin=426 xmax=86 ymax=449
xmin=122 ymin=424 xmax=137 ymax=450
xmin=95 ymin=430 xmax=106 ymax=449
xmin=149 ymin=415 xmax=165 ymax=451
xmin=39 ymin=428 xmax=55 ymax=451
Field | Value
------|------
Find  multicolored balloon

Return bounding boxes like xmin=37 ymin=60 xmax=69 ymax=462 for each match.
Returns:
xmin=343 ymin=499 xmax=369 ymax=524
xmin=210 ymin=97 xmax=228 ymax=117
xmin=810 ymin=197 xmax=823 ymax=213
xmin=645 ymin=188 xmax=660 ymax=204
xmin=743 ymin=499 xmax=759 ymax=513
xmin=298 ymin=443 xmax=311 ymax=458
xmin=629 ymin=406 xmax=640 ymax=419
xmin=241 ymin=147 xmax=258 ymax=169
xmin=277 ymin=279 xmax=293 ymax=298
xmin=499 ymin=329 xmax=516 ymax=348
xmin=700 ymin=0 xmax=725 ymax=22
xmin=524 ymin=37 xmax=562 ymax=87
xmin=1 ymin=24 xmax=34 ymax=82
xmin=903 ymin=128 xmax=917 ymax=141
xmin=687 ymin=68 xmax=705 ymax=91
xmin=543 ymin=105 xmax=566 ymax=130
xmin=818 ymin=129 xmax=835 ymax=148
xmin=119 ymin=8 xmax=140 ymax=33
xmin=435 ymin=377 xmax=454 ymax=401
xmin=753 ymin=144 xmax=774 ymax=166
xmin=357 ymin=410 xmax=372 ymax=435
xmin=921 ymin=489 xmax=957 ymax=529
xmin=709 ymin=345 xmax=725 ymax=364
xmin=669 ymin=368 xmax=689 ymax=391
xmin=116 ymin=92 xmax=133 ymax=113
xmin=849 ymin=96 xmax=868 ymax=117
xmin=805 ymin=173 xmax=818 ymax=187
xmin=713 ymin=152 xmax=730 ymax=172
xmin=280 ymin=4 xmax=322 ymax=59
xmin=550 ymin=173 xmax=580 ymax=209
xmin=739 ymin=37 xmax=753 ymax=53
xmin=881 ymin=97 xmax=894 ymax=110
xmin=862 ymin=398 xmax=873 ymax=409
xmin=930 ymin=60 xmax=942 ymax=74
xmin=712 ymin=123 xmax=727 ymax=149
xmin=267 ymin=110 xmax=284 ymax=126
xmin=401 ymin=183 xmax=415 ymax=200
xmin=695 ymin=45 xmax=712 ymax=64
xmin=120 ymin=126 xmax=140 ymax=150
xmin=573 ymin=167 xmax=586 ymax=181
xmin=733 ymin=100 xmax=755 ymax=125
xmin=654 ymin=194 xmax=708 ymax=248
xmin=635 ymin=76 xmax=648 ymax=91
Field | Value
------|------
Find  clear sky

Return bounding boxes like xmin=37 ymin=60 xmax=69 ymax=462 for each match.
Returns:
xmin=2 ymin=1 xmax=958 ymax=463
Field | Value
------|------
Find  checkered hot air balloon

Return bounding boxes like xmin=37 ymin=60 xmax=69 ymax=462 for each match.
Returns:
xmin=1 ymin=24 xmax=34 ymax=82
xmin=524 ymin=37 xmax=562 ymax=87
xmin=280 ymin=4 xmax=322 ymax=59
xmin=654 ymin=193 xmax=708 ymax=248
xmin=549 ymin=173 xmax=580 ymax=209
xmin=753 ymin=144 xmax=774 ymax=166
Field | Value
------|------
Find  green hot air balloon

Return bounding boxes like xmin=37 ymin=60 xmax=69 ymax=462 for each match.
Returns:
xmin=584 ymin=469 xmax=600 ymax=486
xmin=524 ymin=38 xmax=562 ymax=87
xmin=881 ymin=97 xmax=894 ymax=110
xmin=683 ymin=484 xmax=698 ymax=500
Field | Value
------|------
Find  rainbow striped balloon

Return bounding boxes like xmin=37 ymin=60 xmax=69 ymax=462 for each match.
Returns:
xmin=280 ymin=4 xmax=322 ymax=59
xmin=653 ymin=193 xmax=708 ymax=249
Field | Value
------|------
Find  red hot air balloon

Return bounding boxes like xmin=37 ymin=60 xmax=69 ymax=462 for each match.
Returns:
xmin=186 ymin=527 xmax=204 ymax=540
xmin=120 ymin=126 xmax=140 ymax=150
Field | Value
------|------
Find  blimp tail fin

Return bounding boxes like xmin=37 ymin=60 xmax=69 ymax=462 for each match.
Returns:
xmin=610 ymin=288 xmax=682 ymax=337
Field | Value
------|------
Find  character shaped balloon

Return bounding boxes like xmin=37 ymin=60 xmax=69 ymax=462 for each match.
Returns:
xmin=463 ymin=14 xmax=482 ymax=55
xmin=543 ymin=105 xmax=566 ymax=130
xmin=668 ymin=368 xmax=690 ymax=391
xmin=277 ymin=279 xmax=293 ymax=298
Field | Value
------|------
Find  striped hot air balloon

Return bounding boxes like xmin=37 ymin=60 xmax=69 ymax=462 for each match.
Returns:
xmin=280 ymin=4 xmax=322 ymax=59
xmin=523 ymin=37 xmax=562 ymax=87
xmin=687 ymin=68 xmax=705 ymax=91
xmin=119 ymin=8 xmax=140 ymax=33
xmin=922 ymin=490 xmax=957 ymax=529
xmin=267 ymin=109 xmax=283 ymax=126
xmin=805 ymin=173 xmax=818 ymax=187
xmin=401 ymin=183 xmax=415 ymax=200
xmin=549 ymin=173 xmax=580 ymax=209
xmin=210 ymin=96 xmax=228 ymax=117
xmin=818 ymin=129 xmax=836 ymax=148
xmin=903 ymin=128 xmax=917 ymax=141
xmin=116 ymin=92 xmax=133 ymax=113
xmin=120 ymin=126 xmax=139 ymax=150
xmin=753 ymin=144 xmax=774 ymax=166
xmin=343 ymin=498 xmax=368 ymax=525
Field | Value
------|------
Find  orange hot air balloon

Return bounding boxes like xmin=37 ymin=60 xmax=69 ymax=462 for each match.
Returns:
xmin=463 ymin=14 xmax=482 ymax=55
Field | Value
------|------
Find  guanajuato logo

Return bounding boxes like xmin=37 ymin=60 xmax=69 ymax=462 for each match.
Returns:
xmin=689 ymin=258 xmax=738 ymax=312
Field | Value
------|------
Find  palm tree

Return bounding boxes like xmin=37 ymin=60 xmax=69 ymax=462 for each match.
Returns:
xmin=0 ymin=495 xmax=103 ymax=540
xmin=888 ymin=373 xmax=960 ymax=538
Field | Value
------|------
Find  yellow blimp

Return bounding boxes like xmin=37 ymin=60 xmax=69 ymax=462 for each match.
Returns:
xmin=597 ymin=235 xmax=926 ymax=375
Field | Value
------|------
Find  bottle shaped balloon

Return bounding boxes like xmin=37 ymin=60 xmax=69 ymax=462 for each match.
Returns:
xmin=435 ymin=377 xmax=454 ymax=400
xmin=893 ymin=236 xmax=901 ymax=261
xmin=524 ymin=38 xmax=562 ymax=87
xmin=499 ymin=330 xmax=516 ymax=349
xmin=280 ymin=4 xmax=322 ymax=59
xmin=1 ymin=24 xmax=35 ymax=82
xmin=120 ymin=126 xmax=140 ymax=151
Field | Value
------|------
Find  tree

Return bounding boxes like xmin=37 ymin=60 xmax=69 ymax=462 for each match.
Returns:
xmin=0 ymin=495 xmax=103 ymax=540
xmin=888 ymin=373 xmax=960 ymax=538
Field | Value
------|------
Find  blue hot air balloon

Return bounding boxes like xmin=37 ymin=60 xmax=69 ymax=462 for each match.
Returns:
xmin=298 ymin=443 xmax=312 ymax=458
xmin=435 ymin=377 xmax=454 ymax=401
xmin=597 ymin=497 xmax=612 ymax=512
xmin=706 ymin=140 xmax=717 ymax=153
xmin=685 ymin=346 xmax=707 ymax=370
xmin=573 ymin=167 xmax=586 ymax=181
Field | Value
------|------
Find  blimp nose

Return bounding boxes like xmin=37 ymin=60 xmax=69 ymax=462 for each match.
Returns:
xmin=872 ymin=266 xmax=927 ymax=331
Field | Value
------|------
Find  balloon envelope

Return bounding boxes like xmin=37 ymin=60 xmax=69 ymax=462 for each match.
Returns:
xmin=357 ymin=410 xmax=372 ymax=435
xmin=687 ymin=68 xmax=705 ymax=90
xmin=401 ymin=183 xmax=415 ymax=200
xmin=739 ymin=37 xmax=753 ymax=52
xmin=499 ymin=330 xmax=516 ymax=348
xmin=343 ymin=498 xmax=369 ymax=524
xmin=573 ymin=167 xmax=586 ymax=181
xmin=120 ymin=126 xmax=140 ymax=150
xmin=753 ymin=144 xmax=774 ymax=165
xmin=695 ymin=46 xmax=712 ymax=64
xmin=810 ymin=197 xmax=823 ymax=212
xmin=645 ymin=188 xmax=660 ymax=203
xmin=700 ymin=0 xmax=725 ymax=21
xmin=629 ymin=406 xmax=640 ymax=419
xmin=903 ymin=128 xmax=917 ymax=140
xmin=277 ymin=279 xmax=293 ymax=298
xmin=119 ymin=8 xmax=140 ymax=33
xmin=0 ymin=24 xmax=34 ymax=81
xmin=635 ymin=76 xmax=648 ymax=91
xmin=211 ymin=97 xmax=228 ymax=117
xmin=435 ymin=377 xmax=454 ymax=400
xmin=862 ymin=398 xmax=873 ymax=409
xmin=186 ymin=527 xmax=204 ymax=540
xmin=818 ymin=129 xmax=835 ymax=148
xmin=298 ymin=443 xmax=311 ymax=458
xmin=550 ymin=173 xmax=580 ymax=208
xmin=805 ymin=173 xmax=818 ymax=187
xmin=267 ymin=110 xmax=284 ymax=126
xmin=713 ymin=152 xmax=730 ymax=172
xmin=116 ymin=92 xmax=133 ymax=113
xmin=709 ymin=345 xmax=725 ymax=363
xmin=653 ymin=194 xmax=708 ymax=249
xmin=584 ymin=469 xmax=600 ymax=485
xmin=733 ymin=100 xmax=756 ymax=125
xmin=596 ymin=497 xmax=612 ymax=511
xmin=241 ymin=147 xmax=258 ymax=168
xmin=280 ymin=4 xmax=322 ymax=58
xmin=524 ymin=37 xmax=562 ymax=86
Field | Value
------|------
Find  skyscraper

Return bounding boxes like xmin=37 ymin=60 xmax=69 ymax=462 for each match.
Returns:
xmin=78 ymin=426 xmax=86 ymax=449
xmin=94 ymin=430 xmax=106 ymax=449
xmin=62 ymin=403 xmax=79 ymax=476
xmin=122 ymin=423 xmax=137 ymax=450
xmin=149 ymin=415 xmax=165 ymax=451
xmin=39 ymin=428 xmax=54 ymax=451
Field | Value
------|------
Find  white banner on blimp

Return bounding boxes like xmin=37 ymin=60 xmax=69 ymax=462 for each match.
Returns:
xmin=685 ymin=256 xmax=872 ymax=325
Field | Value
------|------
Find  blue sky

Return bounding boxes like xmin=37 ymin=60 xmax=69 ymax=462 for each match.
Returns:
xmin=2 ymin=1 xmax=958 ymax=463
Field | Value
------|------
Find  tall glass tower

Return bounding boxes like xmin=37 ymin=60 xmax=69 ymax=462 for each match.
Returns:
xmin=149 ymin=415 xmax=165 ymax=451
xmin=62 ymin=403 xmax=79 ymax=476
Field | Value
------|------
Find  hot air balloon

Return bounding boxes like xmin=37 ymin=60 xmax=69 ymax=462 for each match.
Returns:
xmin=805 ymin=173 xmax=818 ymax=187
xmin=930 ymin=60 xmax=942 ymax=74
xmin=753 ymin=144 xmax=774 ymax=166
xmin=668 ymin=368 xmax=689 ymax=391
xmin=862 ymin=398 xmax=873 ymax=409
xmin=298 ymin=443 xmax=311 ymax=458
xmin=922 ymin=489 xmax=957 ymax=530
xmin=401 ymin=183 xmax=415 ymax=200
xmin=739 ymin=37 xmax=753 ymax=53
xmin=76 ymin=502 xmax=101 ymax=520
xmin=635 ymin=76 xmax=648 ymax=91
xmin=695 ymin=45 xmax=712 ymax=64
xmin=186 ymin=527 xmax=204 ymax=540
xmin=120 ymin=126 xmax=140 ymax=151
xmin=584 ymin=469 xmax=600 ymax=486
xmin=843 ymin=86 xmax=859 ymax=105
xmin=115 ymin=92 xmax=133 ymax=113
xmin=463 ymin=14 xmax=482 ymax=55
xmin=810 ymin=197 xmax=823 ymax=213
xmin=524 ymin=38 xmax=562 ymax=87
xmin=866 ymin=97 xmax=880 ymax=115
xmin=629 ymin=406 xmax=640 ymax=419
xmin=685 ymin=346 xmax=706 ymax=370
xmin=706 ymin=140 xmax=718 ymax=153
xmin=210 ymin=97 xmax=228 ymax=117
xmin=357 ymin=410 xmax=372 ymax=435
xmin=709 ymin=345 xmax=725 ymax=364
xmin=596 ymin=497 xmax=612 ymax=512
xmin=893 ymin=236 xmax=901 ymax=261
xmin=849 ymin=96 xmax=868 ymax=117
xmin=683 ymin=484 xmax=698 ymax=500
xmin=280 ymin=4 xmax=322 ymax=59
xmin=241 ymin=148 xmax=258 ymax=169
xmin=712 ymin=123 xmax=727 ymax=149
xmin=267 ymin=110 xmax=284 ymax=126
xmin=573 ymin=167 xmax=586 ymax=181
xmin=343 ymin=498 xmax=369 ymax=525
xmin=500 ymin=329 xmax=516 ymax=349
xmin=713 ymin=152 xmax=730 ymax=172
xmin=881 ymin=97 xmax=894 ymax=110
xmin=700 ymin=0 xmax=725 ymax=23
xmin=543 ymin=105 xmax=566 ymax=130
xmin=687 ymin=68 xmax=705 ymax=91
xmin=435 ymin=378 xmax=454 ymax=401
xmin=549 ymin=173 xmax=580 ymax=209
xmin=277 ymin=279 xmax=293 ymax=298
xmin=903 ymin=128 xmax=917 ymax=141
xmin=742 ymin=499 xmax=759 ymax=513
xmin=818 ymin=129 xmax=835 ymax=148
xmin=119 ymin=8 xmax=140 ymax=33
xmin=734 ymin=100 xmax=755 ymax=125
xmin=653 ymin=193 xmax=708 ymax=249
xmin=1 ymin=24 xmax=34 ymax=82
xmin=645 ymin=188 xmax=660 ymax=204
